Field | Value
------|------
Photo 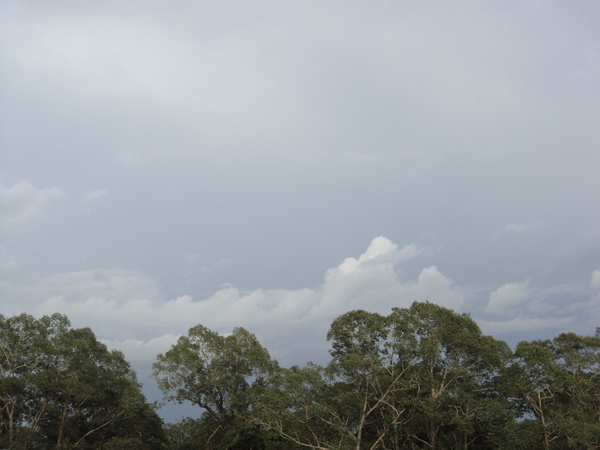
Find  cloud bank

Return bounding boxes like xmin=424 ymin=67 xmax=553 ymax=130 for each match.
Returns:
xmin=2 ymin=237 xmax=598 ymax=370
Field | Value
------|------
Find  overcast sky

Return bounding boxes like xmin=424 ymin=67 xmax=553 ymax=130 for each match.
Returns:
xmin=1 ymin=0 xmax=600 ymax=421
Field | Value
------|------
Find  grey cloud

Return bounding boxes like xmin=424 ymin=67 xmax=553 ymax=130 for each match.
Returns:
xmin=486 ymin=279 xmax=532 ymax=316
xmin=82 ymin=189 xmax=108 ymax=202
xmin=0 ymin=180 xmax=64 ymax=232
xmin=3 ymin=236 xmax=592 ymax=360
xmin=497 ymin=222 xmax=546 ymax=236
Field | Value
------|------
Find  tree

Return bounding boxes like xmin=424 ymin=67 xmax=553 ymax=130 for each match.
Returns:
xmin=249 ymin=362 xmax=344 ymax=449
xmin=325 ymin=310 xmax=406 ymax=450
xmin=153 ymin=324 xmax=280 ymax=449
xmin=247 ymin=310 xmax=406 ymax=450
xmin=250 ymin=302 xmax=514 ymax=449
xmin=386 ymin=302 xmax=514 ymax=449
xmin=0 ymin=313 xmax=164 ymax=449
xmin=0 ymin=312 xmax=57 ymax=447
xmin=511 ymin=329 xmax=600 ymax=449
xmin=153 ymin=303 xmax=600 ymax=449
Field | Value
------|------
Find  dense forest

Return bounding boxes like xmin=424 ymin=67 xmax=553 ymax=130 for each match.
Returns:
xmin=1 ymin=302 xmax=598 ymax=449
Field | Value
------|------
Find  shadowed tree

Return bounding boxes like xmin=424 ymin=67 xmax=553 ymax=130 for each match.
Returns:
xmin=510 ymin=329 xmax=600 ymax=449
xmin=153 ymin=324 xmax=281 ymax=449
xmin=250 ymin=302 xmax=513 ymax=449
xmin=0 ymin=313 xmax=164 ymax=449
xmin=386 ymin=302 xmax=514 ymax=449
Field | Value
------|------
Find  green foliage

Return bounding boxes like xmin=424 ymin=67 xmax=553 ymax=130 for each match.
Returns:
xmin=151 ymin=302 xmax=591 ymax=449
xmin=386 ymin=302 xmax=515 ymax=449
xmin=9 ymin=298 xmax=582 ymax=450
xmin=246 ymin=302 xmax=515 ymax=449
xmin=153 ymin=324 xmax=281 ymax=449
xmin=0 ymin=313 xmax=164 ymax=449
xmin=511 ymin=331 xmax=600 ymax=449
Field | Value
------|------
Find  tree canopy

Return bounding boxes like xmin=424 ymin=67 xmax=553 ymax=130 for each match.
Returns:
xmin=0 ymin=313 xmax=164 ymax=449
xmin=154 ymin=302 xmax=599 ymax=449
xmin=0 ymin=303 xmax=597 ymax=449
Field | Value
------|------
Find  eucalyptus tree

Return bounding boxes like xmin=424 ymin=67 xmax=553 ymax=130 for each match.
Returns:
xmin=251 ymin=302 xmax=514 ymax=449
xmin=153 ymin=324 xmax=281 ymax=449
xmin=324 ymin=310 xmax=406 ymax=449
xmin=245 ymin=310 xmax=403 ymax=449
xmin=511 ymin=329 xmax=600 ymax=449
xmin=0 ymin=312 xmax=164 ymax=449
xmin=386 ymin=302 xmax=514 ymax=449
xmin=0 ymin=312 xmax=56 ymax=447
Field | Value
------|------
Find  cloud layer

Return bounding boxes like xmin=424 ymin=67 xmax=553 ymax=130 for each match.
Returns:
xmin=2 ymin=233 xmax=599 ymax=420
xmin=3 ymin=236 xmax=598 ymax=367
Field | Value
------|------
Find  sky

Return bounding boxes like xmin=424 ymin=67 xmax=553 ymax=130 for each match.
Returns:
xmin=1 ymin=0 xmax=600 ymax=421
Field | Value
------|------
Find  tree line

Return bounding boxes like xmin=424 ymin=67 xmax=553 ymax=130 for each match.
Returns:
xmin=1 ymin=302 xmax=599 ymax=449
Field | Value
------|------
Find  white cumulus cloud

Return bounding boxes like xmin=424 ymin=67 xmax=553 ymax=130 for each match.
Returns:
xmin=487 ymin=279 xmax=532 ymax=316
xmin=8 ymin=237 xmax=468 ymax=364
